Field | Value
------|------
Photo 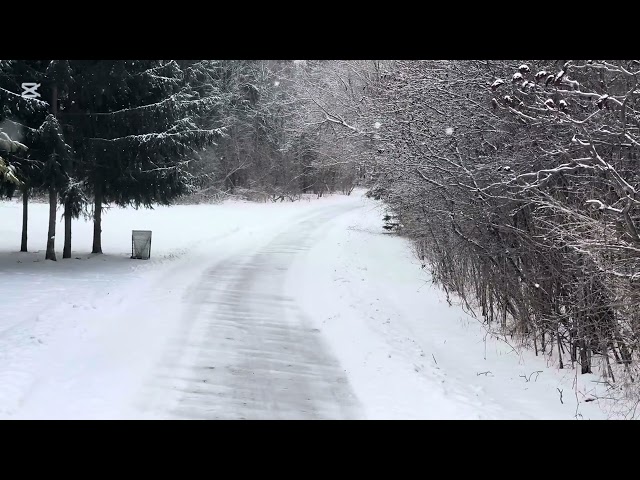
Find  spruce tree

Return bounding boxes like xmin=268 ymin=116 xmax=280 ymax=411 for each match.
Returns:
xmin=0 ymin=60 xmax=52 ymax=253
xmin=58 ymin=60 xmax=221 ymax=253
xmin=45 ymin=60 xmax=77 ymax=258
xmin=38 ymin=113 xmax=71 ymax=261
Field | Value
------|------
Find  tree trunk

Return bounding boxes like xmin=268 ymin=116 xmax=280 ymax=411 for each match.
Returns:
xmin=63 ymin=202 xmax=72 ymax=259
xmin=556 ymin=328 xmax=563 ymax=369
xmin=46 ymin=82 xmax=58 ymax=261
xmin=45 ymin=186 xmax=57 ymax=261
xmin=604 ymin=350 xmax=615 ymax=383
xmin=92 ymin=177 xmax=103 ymax=254
xmin=580 ymin=340 xmax=592 ymax=374
xmin=20 ymin=187 xmax=28 ymax=252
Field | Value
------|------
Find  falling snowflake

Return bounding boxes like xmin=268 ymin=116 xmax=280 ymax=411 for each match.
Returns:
xmin=534 ymin=283 xmax=540 ymax=288
xmin=445 ymin=127 xmax=454 ymax=135
xmin=374 ymin=122 xmax=382 ymax=129
xmin=274 ymin=81 xmax=280 ymax=87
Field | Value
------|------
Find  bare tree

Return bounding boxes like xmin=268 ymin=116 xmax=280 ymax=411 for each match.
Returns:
xmin=339 ymin=59 xmax=640 ymax=413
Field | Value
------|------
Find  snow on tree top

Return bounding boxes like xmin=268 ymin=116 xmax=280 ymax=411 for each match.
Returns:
xmin=518 ymin=64 xmax=530 ymax=74
xmin=521 ymin=80 xmax=535 ymax=92
xmin=596 ymin=94 xmax=609 ymax=109
xmin=534 ymin=71 xmax=548 ymax=81
xmin=512 ymin=73 xmax=523 ymax=82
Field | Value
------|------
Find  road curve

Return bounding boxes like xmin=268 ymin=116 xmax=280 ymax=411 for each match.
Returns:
xmin=144 ymin=202 xmax=363 ymax=419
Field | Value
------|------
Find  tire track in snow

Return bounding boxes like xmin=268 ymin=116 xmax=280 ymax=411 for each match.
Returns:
xmin=141 ymin=203 xmax=363 ymax=419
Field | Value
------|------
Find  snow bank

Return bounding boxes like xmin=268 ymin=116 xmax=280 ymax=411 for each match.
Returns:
xmin=285 ymin=195 xmax=611 ymax=419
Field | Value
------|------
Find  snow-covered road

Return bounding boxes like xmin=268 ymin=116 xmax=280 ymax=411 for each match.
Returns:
xmin=0 ymin=193 xmax=612 ymax=419
xmin=139 ymin=203 xmax=362 ymax=419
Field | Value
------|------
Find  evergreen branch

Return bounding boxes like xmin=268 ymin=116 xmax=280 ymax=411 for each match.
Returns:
xmin=0 ymin=86 xmax=50 ymax=108
xmin=87 ymin=93 xmax=219 ymax=117
xmin=86 ymin=128 xmax=220 ymax=144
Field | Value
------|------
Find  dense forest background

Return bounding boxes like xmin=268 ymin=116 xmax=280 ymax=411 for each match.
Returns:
xmin=2 ymin=60 xmax=639 ymax=415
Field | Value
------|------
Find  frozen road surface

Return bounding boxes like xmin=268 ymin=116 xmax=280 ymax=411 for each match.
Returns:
xmin=0 ymin=192 xmax=611 ymax=419
xmin=142 ymin=203 xmax=362 ymax=419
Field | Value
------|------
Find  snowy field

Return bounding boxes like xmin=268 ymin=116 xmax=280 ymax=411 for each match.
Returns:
xmin=0 ymin=191 xmax=615 ymax=419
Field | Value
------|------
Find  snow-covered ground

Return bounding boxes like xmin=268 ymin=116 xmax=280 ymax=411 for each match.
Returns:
xmin=0 ymin=192 xmax=615 ymax=419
